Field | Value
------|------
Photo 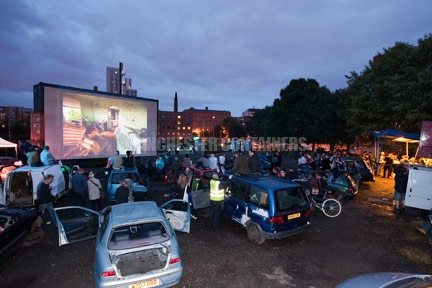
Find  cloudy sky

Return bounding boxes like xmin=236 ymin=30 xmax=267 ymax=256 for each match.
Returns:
xmin=0 ymin=1 xmax=430 ymax=116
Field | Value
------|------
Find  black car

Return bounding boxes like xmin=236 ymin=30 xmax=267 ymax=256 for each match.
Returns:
xmin=0 ymin=205 xmax=40 ymax=263
xmin=343 ymin=157 xmax=374 ymax=182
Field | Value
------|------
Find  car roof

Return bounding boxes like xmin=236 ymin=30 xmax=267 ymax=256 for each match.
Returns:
xmin=109 ymin=169 xmax=139 ymax=176
xmin=233 ymin=175 xmax=300 ymax=190
xmin=109 ymin=201 xmax=163 ymax=226
xmin=11 ymin=164 xmax=60 ymax=173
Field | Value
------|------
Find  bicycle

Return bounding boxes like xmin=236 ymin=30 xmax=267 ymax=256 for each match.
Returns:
xmin=310 ymin=189 xmax=342 ymax=217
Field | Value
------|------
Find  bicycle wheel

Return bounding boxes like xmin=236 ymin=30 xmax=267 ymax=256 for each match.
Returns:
xmin=321 ymin=198 xmax=342 ymax=217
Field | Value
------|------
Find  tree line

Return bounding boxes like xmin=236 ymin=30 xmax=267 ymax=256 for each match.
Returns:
xmin=222 ymin=34 xmax=432 ymax=151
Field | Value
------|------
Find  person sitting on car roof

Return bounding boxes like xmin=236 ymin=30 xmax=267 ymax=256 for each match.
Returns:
xmin=229 ymin=151 xmax=251 ymax=176
xmin=40 ymin=146 xmax=56 ymax=166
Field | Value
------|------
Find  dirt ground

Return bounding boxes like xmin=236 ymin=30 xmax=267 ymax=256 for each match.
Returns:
xmin=0 ymin=171 xmax=431 ymax=288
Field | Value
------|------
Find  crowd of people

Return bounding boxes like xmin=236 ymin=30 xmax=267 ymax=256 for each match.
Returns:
xmin=29 ymin=146 xmax=432 ymax=247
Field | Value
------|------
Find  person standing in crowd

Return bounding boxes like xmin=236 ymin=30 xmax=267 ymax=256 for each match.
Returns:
xmin=40 ymin=145 xmax=56 ymax=166
xmin=319 ymin=172 xmax=330 ymax=192
xmin=297 ymin=152 xmax=307 ymax=167
xmin=87 ymin=171 xmax=102 ymax=211
xmin=208 ymin=153 xmax=218 ymax=170
xmin=196 ymin=153 xmax=210 ymax=169
xmin=115 ymin=180 xmax=129 ymax=204
xmin=383 ymin=153 xmax=394 ymax=178
xmin=320 ymin=154 xmax=331 ymax=171
xmin=72 ymin=168 xmax=88 ymax=206
xmin=176 ymin=166 xmax=192 ymax=199
xmin=183 ymin=154 xmax=192 ymax=167
xmin=37 ymin=174 xmax=56 ymax=225
xmin=155 ymin=155 xmax=165 ymax=181
xmin=309 ymin=172 xmax=322 ymax=196
xmin=218 ymin=154 xmax=226 ymax=166
xmin=208 ymin=173 xmax=229 ymax=229
xmin=394 ymin=159 xmax=409 ymax=213
xmin=349 ymin=160 xmax=362 ymax=188
xmin=331 ymin=157 xmax=346 ymax=182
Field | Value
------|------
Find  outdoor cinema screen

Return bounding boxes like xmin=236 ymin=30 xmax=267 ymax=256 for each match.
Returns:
xmin=39 ymin=84 xmax=158 ymax=160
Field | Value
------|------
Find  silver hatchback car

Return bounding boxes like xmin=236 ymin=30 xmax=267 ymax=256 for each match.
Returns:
xmin=54 ymin=200 xmax=190 ymax=288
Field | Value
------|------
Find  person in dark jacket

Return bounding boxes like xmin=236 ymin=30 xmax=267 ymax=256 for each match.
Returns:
xmin=72 ymin=168 xmax=88 ymax=206
xmin=248 ymin=150 xmax=261 ymax=174
xmin=123 ymin=150 xmax=135 ymax=169
xmin=115 ymin=180 xmax=130 ymax=204
xmin=394 ymin=160 xmax=409 ymax=213
xmin=37 ymin=174 xmax=56 ymax=225
xmin=229 ymin=151 xmax=251 ymax=175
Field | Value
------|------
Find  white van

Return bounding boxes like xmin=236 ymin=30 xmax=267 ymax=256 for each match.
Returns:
xmin=0 ymin=164 xmax=71 ymax=208
xmin=405 ymin=166 xmax=432 ymax=210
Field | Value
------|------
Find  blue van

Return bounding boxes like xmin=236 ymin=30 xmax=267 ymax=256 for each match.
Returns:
xmin=223 ymin=175 xmax=311 ymax=245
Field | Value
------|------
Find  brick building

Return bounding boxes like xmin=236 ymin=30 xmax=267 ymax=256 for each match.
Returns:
xmin=158 ymin=93 xmax=230 ymax=138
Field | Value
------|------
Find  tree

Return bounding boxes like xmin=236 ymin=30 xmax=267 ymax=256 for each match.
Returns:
xmin=249 ymin=78 xmax=349 ymax=149
xmin=345 ymin=34 xmax=432 ymax=135
xmin=221 ymin=116 xmax=246 ymax=138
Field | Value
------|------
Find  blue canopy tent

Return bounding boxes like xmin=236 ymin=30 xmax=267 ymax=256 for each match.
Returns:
xmin=373 ymin=129 xmax=420 ymax=164
xmin=373 ymin=129 xmax=420 ymax=175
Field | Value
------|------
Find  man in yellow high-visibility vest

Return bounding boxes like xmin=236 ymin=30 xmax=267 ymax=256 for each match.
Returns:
xmin=209 ymin=173 xmax=229 ymax=229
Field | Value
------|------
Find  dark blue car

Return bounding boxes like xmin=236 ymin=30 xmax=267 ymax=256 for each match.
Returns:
xmin=0 ymin=206 xmax=40 ymax=263
xmin=223 ymin=175 xmax=311 ymax=244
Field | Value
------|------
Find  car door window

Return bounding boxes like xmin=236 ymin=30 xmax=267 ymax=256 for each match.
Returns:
xmin=55 ymin=207 xmax=99 ymax=245
xmin=99 ymin=207 xmax=112 ymax=242
xmin=108 ymin=222 xmax=168 ymax=250
xmin=248 ymin=184 xmax=269 ymax=209
xmin=275 ymin=187 xmax=308 ymax=211
xmin=230 ymin=179 xmax=248 ymax=200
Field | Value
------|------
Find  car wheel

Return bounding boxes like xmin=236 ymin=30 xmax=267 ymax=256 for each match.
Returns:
xmin=246 ymin=222 xmax=265 ymax=245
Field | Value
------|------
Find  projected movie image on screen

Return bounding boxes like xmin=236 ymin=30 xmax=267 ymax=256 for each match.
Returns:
xmin=62 ymin=94 xmax=151 ymax=158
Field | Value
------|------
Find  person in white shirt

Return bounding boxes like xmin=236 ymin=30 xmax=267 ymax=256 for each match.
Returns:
xmin=218 ymin=154 xmax=226 ymax=166
xmin=208 ymin=153 xmax=218 ymax=169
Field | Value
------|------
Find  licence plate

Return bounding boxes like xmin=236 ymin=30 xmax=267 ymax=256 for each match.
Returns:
xmin=287 ymin=212 xmax=301 ymax=220
xmin=129 ymin=279 xmax=160 ymax=288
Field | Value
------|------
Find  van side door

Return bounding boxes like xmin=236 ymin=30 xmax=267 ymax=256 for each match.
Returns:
xmin=223 ymin=178 xmax=249 ymax=227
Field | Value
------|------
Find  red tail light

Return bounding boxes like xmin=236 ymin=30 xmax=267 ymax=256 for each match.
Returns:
xmin=305 ymin=209 xmax=311 ymax=217
xmin=269 ymin=216 xmax=284 ymax=224
xmin=170 ymin=257 xmax=181 ymax=264
xmin=101 ymin=271 xmax=116 ymax=277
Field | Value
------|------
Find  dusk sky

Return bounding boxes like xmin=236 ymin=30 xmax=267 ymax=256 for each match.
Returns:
xmin=1 ymin=1 xmax=430 ymax=116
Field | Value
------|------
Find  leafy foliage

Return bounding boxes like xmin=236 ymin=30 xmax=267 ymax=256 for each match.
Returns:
xmin=221 ymin=116 xmax=246 ymax=138
xmin=345 ymin=34 xmax=432 ymax=135
xmin=248 ymin=78 xmax=348 ymax=149
xmin=248 ymin=34 xmax=432 ymax=147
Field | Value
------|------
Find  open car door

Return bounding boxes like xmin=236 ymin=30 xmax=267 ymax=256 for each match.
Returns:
xmin=189 ymin=178 xmax=210 ymax=210
xmin=161 ymin=199 xmax=190 ymax=234
xmin=54 ymin=206 xmax=100 ymax=246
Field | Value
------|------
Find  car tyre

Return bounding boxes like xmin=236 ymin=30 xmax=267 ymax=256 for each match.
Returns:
xmin=246 ymin=222 xmax=265 ymax=245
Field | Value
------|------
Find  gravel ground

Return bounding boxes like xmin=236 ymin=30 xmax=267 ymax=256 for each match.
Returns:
xmin=0 ymin=167 xmax=431 ymax=288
